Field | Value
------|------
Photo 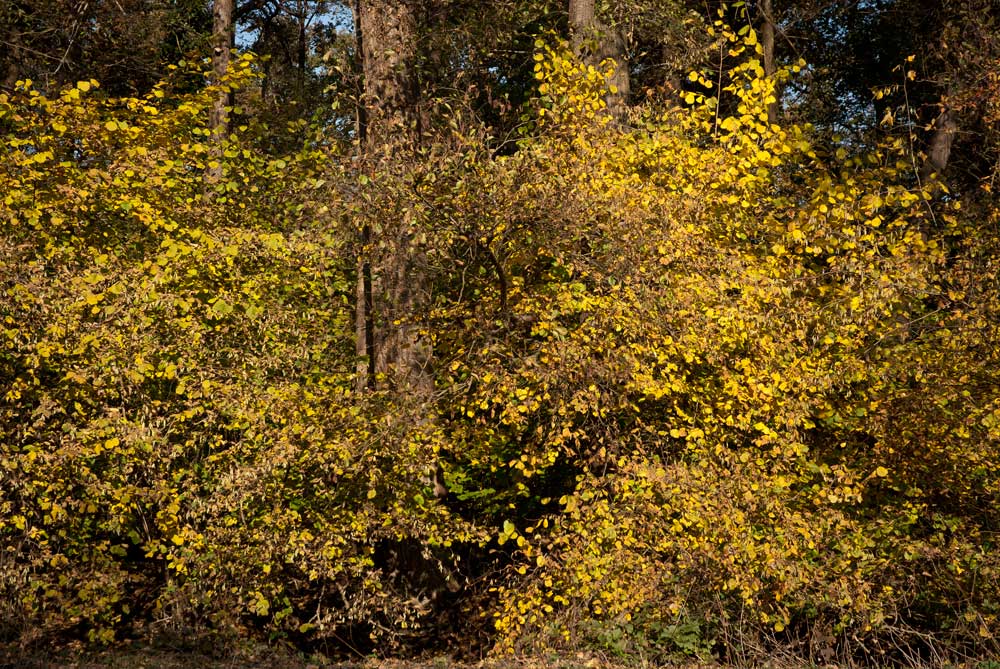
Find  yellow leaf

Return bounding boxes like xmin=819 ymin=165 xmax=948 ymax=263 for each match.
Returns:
xmin=875 ymin=466 xmax=889 ymax=478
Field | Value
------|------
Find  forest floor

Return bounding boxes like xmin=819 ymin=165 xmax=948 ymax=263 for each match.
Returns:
xmin=5 ymin=648 xmax=998 ymax=669
xmin=5 ymin=642 xmax=994 ymax=669
xmin=0 ymin=644 xmax=726 ymax=669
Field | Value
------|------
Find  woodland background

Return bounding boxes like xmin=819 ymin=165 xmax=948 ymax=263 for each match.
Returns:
xmin=1 ymin=0 xmax=999 ymax=666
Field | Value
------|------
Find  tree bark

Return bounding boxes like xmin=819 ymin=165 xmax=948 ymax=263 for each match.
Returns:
xmin=207 ymin=0 xmax=234 ymax=188
xmin=568 ymin=0 xmax=630 ymax=120
xmin=353 ymin=0 xmax=375 ymax=392
xmin=920 ymin=106 xmax=957 ymax=187
xmin=1 ymin=16 xmax=23 ymax=91
xmin=260 ymin=14 xmax=272 ymax=104
xmin=759 ymin=0 xmax=778 ymax=126
xmin=358 ymin=0 xmax=421 ymax=146
xmin=354 ymin=0 xmax=432 ymax=395
xmin=296 ymin=0 xmax=307 ymax=94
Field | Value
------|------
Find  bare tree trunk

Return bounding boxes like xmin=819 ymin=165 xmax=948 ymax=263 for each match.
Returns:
xmin=353 ymin=0 xmax=375 ymax=392
xmin=920 ymin=106 xmax=957 ymax=187
xmin=207 ymin=0 xmax=234 ymax=189
xmin=296 ymin=0 xmax=307 ymax=94
xmin=260 ymin=17 xmax=272 ymax=103
xmin=2 ymin=27 xmax=22 ymax=90
xmin=354 ymin=0 xmax=432 ymax=395
xmin=358 ymin=0 xmax=420 ymax=146
xmin=760 ymin=0 xmax=778 ymax=126
xmin=568 ymin=0 xmax=629 ymax=120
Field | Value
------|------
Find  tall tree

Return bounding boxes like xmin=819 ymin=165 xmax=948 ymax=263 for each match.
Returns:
xmin=920 ymin=106 xmax=957 ymax=186
xmin=354 ymin=0 xmax=432 ymax=394
xmin=758 ymin=0 xmax=778 ymax=125
xmin=569 ymin=0 xmax=630 ymax=118
xmin=357 ymin=0 xmax=421 ymax=146
xmin=207 ymin=0 xmax=235 ymax=187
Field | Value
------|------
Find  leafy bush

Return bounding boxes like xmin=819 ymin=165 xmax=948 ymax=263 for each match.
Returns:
xmin=1 ymin=23 xmax=999 ymax=667
xmin=0 ymin=55 xmax=482 ymax=648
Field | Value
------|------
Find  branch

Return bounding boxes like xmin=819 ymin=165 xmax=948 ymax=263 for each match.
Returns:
xmin=235 ymin=0 xmax=278 ymax=21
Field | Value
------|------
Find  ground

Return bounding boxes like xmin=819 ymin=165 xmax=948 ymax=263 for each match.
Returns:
xmin=0 ymin=645 xmax=719 ymax=669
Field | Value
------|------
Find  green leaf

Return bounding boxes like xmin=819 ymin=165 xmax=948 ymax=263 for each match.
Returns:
xmin=211 ymin=298 xmax=233 ymax=317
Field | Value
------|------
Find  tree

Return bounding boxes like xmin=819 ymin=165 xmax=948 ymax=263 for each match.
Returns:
xmin=758 ymin=0 xmax=778 ymax=125
xmin=207 ymin=0 xmax=235 ymax=187
xmin=0 ymin=1 xmax=26 ymax=90
xmin=0 ymin=0 xmax=209 ymax=95
xmin=357 ymin=0 xmax=421 ymax=146
xmin=4 ymin=0 xmax=1000 ymax=661
xmin=354 ymin=0 xmax=433 ymax=394
xmin=568 ymin=0 xmax=630 ymax=118
xmin=228 ymin=1 xmax=356 ymax=158
xmin=789 ymin=0 xmax=1000 ymax=190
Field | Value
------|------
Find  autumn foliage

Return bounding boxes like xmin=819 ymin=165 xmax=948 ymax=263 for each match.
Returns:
xmin=2 ymin=16 xmax=999 ymax=667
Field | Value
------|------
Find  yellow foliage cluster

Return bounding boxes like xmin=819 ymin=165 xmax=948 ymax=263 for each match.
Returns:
xmin=1 ymin=24 xmax=998 ymax=664
xmin=448 ymin=35 xmax=1000 ymax=660
xmin=0 ymin=55 xmax=481 ymax=646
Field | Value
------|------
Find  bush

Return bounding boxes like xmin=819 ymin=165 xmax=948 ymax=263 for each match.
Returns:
xmin=1 ymin=29 xmax=998 ymax=666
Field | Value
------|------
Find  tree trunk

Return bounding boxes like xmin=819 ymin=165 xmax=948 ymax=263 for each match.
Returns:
xmin=354 ymin=4 xmax=447 ymax=601
xmin=260 ymin=16 xmax=272 ymax=104
xmin=759 ymin=0 xmax=778 ymax=126
xmin=296 ymin=1 xmax=307 ymax=94
xmin=2 ymin=25 xmax=22 ymax=90
xmin=568 ymin=0 xmax=629 ymax=120
xmin=354 ymin=0 xmax=432 ymax=395
xmin=207 ymin=0 xmax=234 ymax=188
xmin=920 ymin=106 xmax=957 ymax=187
xmin=358 ymin=0 xmax=420 ymax=146
xmin=353 ymin=0 xmax=375 ymax=392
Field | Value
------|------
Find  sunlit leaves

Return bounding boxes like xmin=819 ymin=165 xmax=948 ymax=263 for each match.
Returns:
xmin=479 ymin=30 xmax=1000 ymax=658
xmin=2 ymin=14 xmax=999 ymax=659
xmin=0 ymin=57 xmax=485 ymax=646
